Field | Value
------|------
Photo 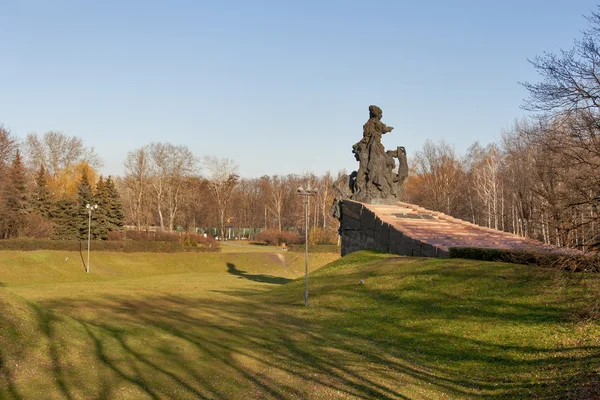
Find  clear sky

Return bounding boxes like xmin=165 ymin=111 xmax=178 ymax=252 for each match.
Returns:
xmin=1 ymin=1 xmax=598 ymax=178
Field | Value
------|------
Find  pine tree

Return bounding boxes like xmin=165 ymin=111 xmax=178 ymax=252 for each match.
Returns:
xmin=105 ymin=176 xmax=124 ymax=233
xmin=0 ymin=151 xmax=29 ymax=238
xmin=33 ymin=165 xmax=53 ymax=218
xmin=51 ymin=198 xmax=78 ymax=240
xmin=76 ymin=169 xmax=95 ymax=240
xmin=93 ymin=176 xmax=110 ymax=240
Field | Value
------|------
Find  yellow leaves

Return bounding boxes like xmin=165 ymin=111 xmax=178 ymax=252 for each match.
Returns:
xmin=47 ymin=162 xmax=99 ymax=199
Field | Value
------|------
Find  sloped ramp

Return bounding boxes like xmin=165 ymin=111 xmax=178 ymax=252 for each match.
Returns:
xmin=340 ymin=200 xmax=566 ymax=257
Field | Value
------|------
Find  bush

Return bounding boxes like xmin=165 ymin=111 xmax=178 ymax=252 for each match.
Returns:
xmin=0 ymin=239 xmax=220 ymax=253
xmin=308 ymin=227 xmax=338 ymax=245
xmin=288 ymin=244 xmax=340 ymax=253
xmin=107 ymin=231 xmax=124 ymax=241
xmin=255 ymin=229 xmax=300 ymax=246
xmin=154 ymin=231 xmax=180 ymax=242
xmin=18 ymin=214 xmax=54 ymax=239
xmin=125 ymin=230 xmax=181 ymax=242
xmin=181 ymin=233 xmax=218 ymax=248
xmin=449 ymin=247 xmax=599 ymax=272
xmin=125 ymin=230 xmax=150 ymax=241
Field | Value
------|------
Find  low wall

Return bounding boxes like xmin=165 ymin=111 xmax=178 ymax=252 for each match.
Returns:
xmin=340 ymin=200 xmax=447 ymax=257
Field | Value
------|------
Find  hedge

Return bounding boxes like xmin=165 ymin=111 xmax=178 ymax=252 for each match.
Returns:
xmin=449 ymin=246 xmax=599 ymax=272
xmin=0 ymin=239 xmax=220 ymax=253
xmin=287 ymin=244 xmax=340 ymax=254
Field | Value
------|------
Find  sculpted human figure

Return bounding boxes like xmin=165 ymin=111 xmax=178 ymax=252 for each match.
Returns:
xmin=353 ymin=105 xmax=394 ymax=197
xmin=332 ymin=105 xmax=407 ymax=212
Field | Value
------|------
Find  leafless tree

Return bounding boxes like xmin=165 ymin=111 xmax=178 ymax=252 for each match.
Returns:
xmin=203 ymin=156 xmax=239 ymax=238
xmin=148 ymin=142 xmax=198 ymax=231
xmin=123 ymin=147 xmax=151 ymax=230
xmin=0 ymin=125 xmax=18 ymax=168
xmin=24 ymin=131 xmax=102 ymax=177
xmin=466 ymin=142 xmax=502 ymax=229
xmin=522 ymin=7 xmax=600 ymax=116
xmin=407 ymin=140 xmax=466 ymax=216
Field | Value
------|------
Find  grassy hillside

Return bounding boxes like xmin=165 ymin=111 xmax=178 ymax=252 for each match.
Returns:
xmin=0 ymin=249 xmax=599 ymax=399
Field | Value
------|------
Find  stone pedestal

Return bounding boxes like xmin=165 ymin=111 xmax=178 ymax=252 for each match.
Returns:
xmin=340 ymin=200 xmax=565 ymax=258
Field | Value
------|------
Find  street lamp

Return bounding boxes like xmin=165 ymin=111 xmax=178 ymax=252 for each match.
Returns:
xmin=85 ymin=203 xmax=98 ymax=274
xmin=297 ymin=184 xmax=317 ymax=306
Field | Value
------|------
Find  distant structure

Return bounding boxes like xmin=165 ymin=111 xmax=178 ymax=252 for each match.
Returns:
xmin=332 ymin=105 xmax=408 ymax=218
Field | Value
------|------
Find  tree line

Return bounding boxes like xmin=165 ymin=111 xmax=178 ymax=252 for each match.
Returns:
xmin=0 ymin=128 xmax=123 ymax=240
xmin=404 ymin=7 xmax=600 ymax=251
xmin=0 ymin=129 xmax=339 ymax=243
xmin=120 ymin=143 xmax=338 ymax=241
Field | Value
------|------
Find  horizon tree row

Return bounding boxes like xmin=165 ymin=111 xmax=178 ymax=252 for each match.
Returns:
xmin=0 ymin=128 xmax=124 ymax=240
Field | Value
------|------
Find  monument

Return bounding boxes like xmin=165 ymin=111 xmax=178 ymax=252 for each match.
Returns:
xmin=332 ymin=105 xmax=408 ymax=218
xmin=332 ymin=105 xmax=573 ymax=258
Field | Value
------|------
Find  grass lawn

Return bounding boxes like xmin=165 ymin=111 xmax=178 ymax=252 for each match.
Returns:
xmin=0 ymin=248 xmax=599 ymax=399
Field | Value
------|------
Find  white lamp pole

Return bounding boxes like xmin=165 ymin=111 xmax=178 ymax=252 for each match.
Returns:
xmin=296 ymin=184 xmax=317 ymax=306
xmin=86 ymin=203 xmax=98 ymax=274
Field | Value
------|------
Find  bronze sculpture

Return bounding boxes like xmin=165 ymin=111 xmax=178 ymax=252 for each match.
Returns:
xmin=332 ymin=105 xmax=408 ymax=218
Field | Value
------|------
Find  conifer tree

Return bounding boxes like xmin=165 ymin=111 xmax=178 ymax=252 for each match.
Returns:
xmin=93 ymin=176 xmax=110 ymax=239
xmin=33 ymin=165 xmax=53 ymax=218
xmin=0 ymin=151 xmax=29 ymax=238
xmin=76 ymin=169 xmax=95 ymax=240
xmin=51 ymin=198 xmax=78 ymax=240
xmin=105 ymin=176 xmax=124 ymax=233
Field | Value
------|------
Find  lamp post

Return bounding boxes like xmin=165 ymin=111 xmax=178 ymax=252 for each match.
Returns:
xmin=85 ymin=203 xmax=98 ymax=274
xmin=296 ymin=184 xmax=317 ymax=306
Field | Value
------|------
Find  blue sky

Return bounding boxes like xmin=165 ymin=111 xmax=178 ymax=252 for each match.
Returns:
xmin=1 ymin=1 xmax=598 ymax=178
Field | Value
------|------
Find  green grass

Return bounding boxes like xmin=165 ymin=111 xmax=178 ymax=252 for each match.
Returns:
xmin=0 ymin=249 xmax=599 ymax=399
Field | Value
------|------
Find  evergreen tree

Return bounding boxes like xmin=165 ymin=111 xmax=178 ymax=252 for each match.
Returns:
xmin=33 ymin=165 xmax=53 ymax=218
xmin=0 ymin=151 xmax=29 ymax=238
xmin=105 ymin=176 xmax=124 ymax=233
xmin=50 ymin=198 xmax=78 ymax=240
xmin=93 ymin=176 xmax=110 ymax=239
xmin=76 ymin=169 xmax=95 ymax=240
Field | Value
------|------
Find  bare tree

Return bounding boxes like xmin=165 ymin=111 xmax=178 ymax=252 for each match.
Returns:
xmin=466 ymin=142 xmax=502 ymax=229
xmin=0 ymin=125 xmax=19 ymax=194
xmin=24 ymin=131 xmax=102 ymax=177
xmin=203 ymin=156 xmax=239 ymax=238
xmin=407 ymin=140 xmax=466 ymax=216
xmin=0 ymin=125 xmax=18 ymax=168
xmin=123 ymin=147 xmax=151 ymax=230
xmin=148 ymin=142 xmax=198 ymax=231
xmin=522 ymin=7 xmax=600 ymax=115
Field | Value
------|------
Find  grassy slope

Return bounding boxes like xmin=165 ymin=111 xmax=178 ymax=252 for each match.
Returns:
xmin=0 ymin=249 xmax=599 ymax=399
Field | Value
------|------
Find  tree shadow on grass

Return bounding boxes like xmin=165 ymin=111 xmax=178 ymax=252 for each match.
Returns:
xmin=0 ymin=296 xmax=22 ymax=400
xmin=78 ymin=240 xmax=87 ymax=273
xmin=24 ymin=286 xmax=600 ymax=399
xmin=226 ymin=262 xmax=293 ymax=285
xmin=7 ymin=257 xmax=600 ymax=399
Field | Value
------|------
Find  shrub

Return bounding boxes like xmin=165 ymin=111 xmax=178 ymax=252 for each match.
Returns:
xmin=181 ymin=233 xmax=218 ymax=248
xmin=107 ymin=231 xmax=124 ymax=241
xmin=125 ymin=230 xmax=150 ymax=241
xmin=449 ymin=247 xmax=599 ymax=272
xmin=308 ymin=227 xmax=338 ymax=245
xmin=288 ymin=244 xmax=340 ymax=253
xmin=19 ymin=214 xmax=54 ymax=239
xmin=153 ymin=231 xmax=180 ymax=242
xmin=0 ymin=239 xmax=220 ymax=253
xmin=125 ymin=230 xmax=180 ymax=242
xmin=255 ymin=229 xmax=300 ymax=246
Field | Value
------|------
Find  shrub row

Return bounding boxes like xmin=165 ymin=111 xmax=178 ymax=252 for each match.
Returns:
xmin=255 ymin=229 xmax=300 ymax=246
xmin=449 ymin=247 xmax=599 ymax=272
xmin=0 ymin=239 xmax=220 ymax=253
xmin=287 ymin=244 xmax=340 ymax=254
